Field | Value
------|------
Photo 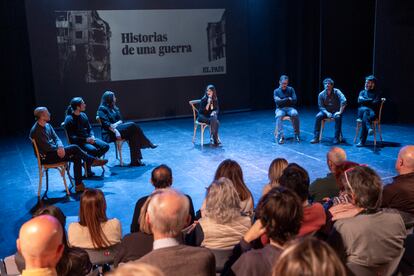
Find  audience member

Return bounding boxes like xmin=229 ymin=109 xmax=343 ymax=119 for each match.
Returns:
xmin=15 ymin=206 xmax=92 ymax=276
xmin=382 ymin=145 xmax=414 ymax=215
xmin=279 ymin=163 xmax=326 ymax=237
xmin=194 ymin=177 xmax=251 ymax=249
xmin=130 ymin=164 xmax=195 ymax=233
xmin=328 ymin=166 xmax=406 ymax=274
xmin=309 ymin=147 xmax=346 ymax=202
xmin=229 ymin=187 xmax=303 ymax=276
xmin=68 ymin=188 xmax=122 ymax=249
xmin=109 ymin=262 xmax=164 ymax=276
xmin=261 ymin=158 xmax=288 ymax=196
xmin=17 ymin=215 xmax=64 ymax=276
xmin=136 ymin=189 xmax=215 ymax=276
xmin=272 ymin=237 xmax=347 ymax=276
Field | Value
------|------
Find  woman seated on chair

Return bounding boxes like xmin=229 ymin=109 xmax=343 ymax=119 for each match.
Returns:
xmin=194 ymin=177 xmax=251 ymax=249
xmin=97 ymin=91 xmax=157 ymax=167
xmin=64 ymin=97 xmax=110 ymax=177
xmin=68 ymin=188 xmax=122 ymax=249
xmin=198 ymin=84 xmax=220 ymax=145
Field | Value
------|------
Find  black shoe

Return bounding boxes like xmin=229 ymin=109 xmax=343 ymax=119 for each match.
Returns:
xmin=294 ymin=135 xmax=300 ymax=143
xmin=92 ymin=158 xmax=108 ymax=166
xmin=129 ymin=160 xmax=145 ymax=167
xmin=310 ymin=138 xmax=319 ymax=144
xmin=356 ymin=141 xmax=365 ymax=147
xmin=333 ymin=137 xmax=340 ymax=144
xmin=278 ymin=136 xmax=285 ymax=144
xmin=368 ymin=128 xmax=374 ymax=136
xmin=85 ymin=171 xmax=96 ymax=178
xmin=75 ymin=183 xmax=86 ymax=193
xmin=149 ymin=143 xmax=158 ymax=149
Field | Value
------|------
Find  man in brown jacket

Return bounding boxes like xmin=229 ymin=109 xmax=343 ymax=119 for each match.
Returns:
xmin=136 ymin=189 xmax=215 ymax=276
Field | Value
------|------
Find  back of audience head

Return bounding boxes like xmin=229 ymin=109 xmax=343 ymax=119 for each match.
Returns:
xmin=256 ymin=187 xmax=303 ymax=245
xmin=272 ymin=237 xmax=346 ymax=276
xmin=334 ymin=161 xmax=360 ymax=191
xmin=396 ymin=145 xmax=414 ymax=175
xmin=151 ymin=164 xmax=173 ymax=189
xmin=279 ymin=163 xmax=310 ymax=202
xmin=109 ymin=262 xmax=165 ymax=276
xmin=147 ymin=189 xmax=190 ymax=238
xmin=344 ymin=165 xmax=383 ymax=210
xmin=214 ymin=159 xmax=252 ymax=202
xmin=327 ymin=147 xmax=347 ymax=173
xmin=139 ymin=191 xmax=164 ymax=235
xmin=17 ymin=215 xmax=64 ymax=270
xmin=205 ymin=177 xmax=241 ymax=224
xmin=79 ymin=188 xmax=110 ymax=248
xmin=268 ymin=158 xmax=288 ymax=187
xmin=34 ymin=205 xmax=67 ymax=244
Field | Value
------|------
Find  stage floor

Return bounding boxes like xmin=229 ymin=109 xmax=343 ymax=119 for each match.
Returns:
xmin=0 ymin=108 xmax=412 ymax=257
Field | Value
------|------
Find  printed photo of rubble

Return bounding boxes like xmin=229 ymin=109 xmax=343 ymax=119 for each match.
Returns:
xmin=207 ymin=11 xmax=226 ymax=62
xmin=55 ymin=10 xmax=111 ymax=83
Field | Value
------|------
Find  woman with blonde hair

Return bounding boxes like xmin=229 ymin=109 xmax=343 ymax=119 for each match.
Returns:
xmin=262 ymin=158 xmax=288 ymax=196
xmin=195 ymin=177 xmax=251 ymax=249
xmin=68 ymin=188 xmax=122 ymax=249
xmin=272 ymin=237 xmax=346 ymax=276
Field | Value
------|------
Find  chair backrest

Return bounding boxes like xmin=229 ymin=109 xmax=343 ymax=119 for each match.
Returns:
xmin=377 ymin=98 xmax=386 ymax=123
xmin=84 ymin=243 xmax=120 ymax=266
xmin=96 ymin=116 xmax=102 ymax=126
xmin=61 ymin=122 xmax=71 ymax=144
xmin=30 ymin=138 xmax=43 ymax=170
xmin=189 ymin=99 xmax=201 ymax=123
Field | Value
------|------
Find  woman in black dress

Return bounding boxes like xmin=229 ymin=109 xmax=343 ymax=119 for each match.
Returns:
xmin=97 ymin=91 xmax=157 ymax=166
xmin=198 ymin=84 xmax=220 ymax=145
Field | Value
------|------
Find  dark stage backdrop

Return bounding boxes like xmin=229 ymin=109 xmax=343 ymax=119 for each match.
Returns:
xmin=25 ymin=0 xmax=251 ymax=127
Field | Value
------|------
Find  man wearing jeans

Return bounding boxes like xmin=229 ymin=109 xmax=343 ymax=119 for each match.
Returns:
xmin=274 ymin=75 xmax=300 ymax=144
xmin=310 ymin=78 xmax=347 ymax=145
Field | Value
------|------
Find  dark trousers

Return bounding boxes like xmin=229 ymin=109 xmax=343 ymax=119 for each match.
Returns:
xmin=78 ymin=138 xmax=109 ymax=172
xmin=275 ymin=107 xmax=300 ymax=136
xmin=117 ymin=122 xmax=152 ymax=163
xmin=358 ymin=107 xmax=376 ymax=143
xmin=198 ymin=114 xmax=220 ymax=142
xmin=314 ymin=111 xmax=342 ymax=139
xmin=43 ymin=144 xmax=95 ymax=185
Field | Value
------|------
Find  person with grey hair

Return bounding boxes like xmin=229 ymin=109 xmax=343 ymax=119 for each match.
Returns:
xmin=136 ymin=189 xmax=215 ymax=276
xmin=194 ymin=177 xmax=251 ymax=249
xmin=310 ymin=78 xmax=347 ymax=144
xmin=29 ymin=107 xmax=107 ymax=192
xmin=309 ymin=147 xmax=346 ymax=203
xmin=328 ymin=165 xmax=406 ymax=274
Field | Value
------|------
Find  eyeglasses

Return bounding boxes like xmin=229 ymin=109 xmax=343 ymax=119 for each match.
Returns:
xmin=344 ymin=164 xmax=368 ymax=195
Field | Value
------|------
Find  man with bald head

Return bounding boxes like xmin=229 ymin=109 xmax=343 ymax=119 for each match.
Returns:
xmin=16 ymin=215 xmax=64 ymax=276
xmin=309 ymin=147 xmax=346 ymax=202
xmin=382 ymin=145 xmax=414 ymax=215
xmin=136 ymin=189 xmax=215 ymax=276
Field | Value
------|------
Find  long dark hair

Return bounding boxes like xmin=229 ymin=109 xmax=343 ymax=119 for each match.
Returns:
xmin=79 ymin=189 xmax=110 ymax=249
xmin=214 ymin=159 xmax=252 ymax=202
xmin=204 ymin=84 xmax=218 ymax=101
xmin=101 ymin=91 xmax=116 ymax=109
xmin=66 ymin=97 xmax=84 ymax=116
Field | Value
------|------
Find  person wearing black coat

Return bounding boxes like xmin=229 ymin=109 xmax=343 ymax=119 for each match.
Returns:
xmin=198 ymin=84 xmax=220 ymax=145
xmin=97 ymin=91 xmax=157 ymax=166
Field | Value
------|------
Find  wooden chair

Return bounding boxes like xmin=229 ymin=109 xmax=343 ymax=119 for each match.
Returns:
xmin=189 ymin=99 xmax=213 ymax=145
xmin=96 ymin=116 xmax=127 ymax=166
xmin=274 ymin=116 xmax=293 ymax=137
xmin=354 ymin=98 xmax=386 ymax=146
xmin=319 ymin=117 xmax=343 ymax=142
xmin=30 ymin=138 xmax=71 ymax=199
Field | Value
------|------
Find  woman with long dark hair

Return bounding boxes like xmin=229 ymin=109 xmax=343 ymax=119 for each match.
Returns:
xmin=198 ymin=84 xmax=220 ymax=145
xmin=64 ymin=97 xmax=109 ymax=176
xmin=68 ymin=188 xmax=122 ymax=249
xmin=97 ymin=91 xmax=157 ymax=166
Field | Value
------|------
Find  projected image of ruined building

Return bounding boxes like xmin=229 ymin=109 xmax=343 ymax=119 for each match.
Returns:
xmin=207 ymin=11 xmax=226 ymax=62
xmin=56 ymin=10 xmax=111 ymax=82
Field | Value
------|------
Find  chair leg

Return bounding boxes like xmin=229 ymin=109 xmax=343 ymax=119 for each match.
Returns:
xmin=319 ymin=121 xmax=324 ymax=142
xmin=373 ymin=123 xmax=377 ymax=147
xmin=354 ymin=122 xmax=361 ymax=143
xmin=66 ymin=164 xmax=74 ymax=190
xmin=201 ymin=126 xmax=205 ymax=145
xmin=84 ymin=162 xmax=88 ymax=178
xmin=44 ymin=169 xmax=50 ymax=199
xmin=192 ymin=124 xmax=197 ymax=143
xmin=114 ymin=142 xmax=119 ymax=160
xmin=378 ymin=123 xmax=383 ymax=142
xmin=59 ymin=167 xmax=70 ymax=196
xmin=37 ymin=168 xmax=43 ymax=198
xmin=118 ymin=142 xmax=123 ymax=166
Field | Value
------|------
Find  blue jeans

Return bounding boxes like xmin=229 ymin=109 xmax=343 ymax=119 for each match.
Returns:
xmin=275 ymin=107 xmax=300 ymax=137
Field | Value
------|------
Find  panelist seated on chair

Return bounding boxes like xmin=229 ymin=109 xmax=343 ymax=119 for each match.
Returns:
xmin=274 ymin=74 xmax=300 ymax=144
xmin=64 ymin=97 xmax=109 ymax=176
xmin=311 ymin=78 xmax=347 ymax=144
xmin=97 ymin=91 xmax=157 ymax=167
xmin=29 ymin=107 xmax=107 ymax=193
xmin=356 ymin=75 xmax=382 ymax=147
xmin=198 ymin=84 xmax=220 ymax=145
